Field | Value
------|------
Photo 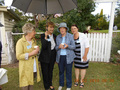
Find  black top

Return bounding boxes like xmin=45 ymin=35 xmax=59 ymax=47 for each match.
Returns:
xmin=38 ymin=34 xmax=56 ymax=63
xmin=74 ymin=38 xmax=81 ymax=61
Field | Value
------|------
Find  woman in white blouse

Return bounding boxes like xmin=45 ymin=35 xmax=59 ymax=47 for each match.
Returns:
xmin=71 ymin=24 xmax=90 ymax=88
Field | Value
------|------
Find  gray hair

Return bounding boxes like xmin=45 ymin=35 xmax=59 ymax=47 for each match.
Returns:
xmin=22 ymin=23 xmax=35 ymax=35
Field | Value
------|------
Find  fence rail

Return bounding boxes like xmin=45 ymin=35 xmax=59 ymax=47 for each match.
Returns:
xmin=86 ymin=33 xmax=109 ymax=62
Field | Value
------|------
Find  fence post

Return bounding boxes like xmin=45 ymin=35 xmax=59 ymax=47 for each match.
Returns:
xmin=107 ymin=2 xmax=116 ymax=62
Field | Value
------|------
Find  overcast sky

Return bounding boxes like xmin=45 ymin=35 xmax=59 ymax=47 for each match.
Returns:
xmin=4 ymin=0 xmax=118 ymax=17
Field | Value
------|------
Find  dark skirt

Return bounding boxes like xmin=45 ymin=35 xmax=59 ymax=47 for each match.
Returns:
xmin=74 ymin=59 xmax=89 ymax=69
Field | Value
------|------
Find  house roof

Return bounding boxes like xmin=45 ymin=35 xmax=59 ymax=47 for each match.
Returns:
xmin=7 ymin=9 xmax=21 ymax=21
xmin=0 ymin=6 xmax=21 ymax=21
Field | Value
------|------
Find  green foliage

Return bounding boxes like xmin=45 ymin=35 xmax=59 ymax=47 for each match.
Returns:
xmin=116 ymin=23 xmax=120 ymax=29
xmin=92 ymin=14 xmax=109 ymax=30
xmin=111 ymin=33 xmax=120 ymax=55
xmin=98 ymin=15 xmax=109 ymax=30
xmin=38 ymin=20 xmax=46 ymax=31
xmin=0 ymin=0 xmax=4 ymax=6
xmin=111 ymin=55 xmax=117 ymax=63
xmin=94 ymin=9 xmax=109 ymax=30
xmin=114 ymin=3 xmax=120 ymax=29
xmin=87 ymin=8 xmax=109 ymax=30
xmin=14 ymin=9 xmax=33 ymax=21
xmin=12 ymin=21 xmax=26 ymax=33
xmin=12 ymin=8 xmax=35 ymax=33
xmin=52 ymin=0 xmax=95 ymax=32
xmin=98 ymin=9 xmax=103 ymax=29
xmin=89 ymin=14 xmax=99 ymax=29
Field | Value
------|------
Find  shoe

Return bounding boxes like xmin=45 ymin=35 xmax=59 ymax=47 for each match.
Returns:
xmin=74 ymin=79 xmax=79 ymax=87
xmin=74 ymin=82 xmax=78 ymax=87
xmin=66 ymin=88 xmax=71 ymax=90
xmin=79 ymin=82 xmax=84 ymax=88
xmin=58 ymin=86 xmax=62 ymax=90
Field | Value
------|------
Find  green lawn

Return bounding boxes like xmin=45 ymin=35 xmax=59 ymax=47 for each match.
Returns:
xmin=2 ymin=62 xmax=120 ymax=90
xmin=89 ymin=30 xmax=120 ymax=33
xmin=89 ymin=30 xmax=108 ymax=33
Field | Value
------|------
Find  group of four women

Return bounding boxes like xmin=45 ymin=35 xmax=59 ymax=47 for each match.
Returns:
xmin=16 ymin=22 xmax=90 ymax=90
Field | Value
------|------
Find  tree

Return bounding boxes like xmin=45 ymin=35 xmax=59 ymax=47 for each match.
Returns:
xmin=114 ymin=3 xmax=120 ymax=29
xmin=98 ymin=9 xmax=103 ymax=29
xmin=97 ymin=9 xmax=109 ymax=30
xmin=0 ymin=0 xmax=4 ymax=6
xmin=14 ymin=9 xmax=33 ymax=22
xmin=89 ymin=14 xmax=100 ymax=30
xmin=52 ymin=0 xmax=96 ymax=32
xmin=12 ymin=8 xmax=34 ymax=33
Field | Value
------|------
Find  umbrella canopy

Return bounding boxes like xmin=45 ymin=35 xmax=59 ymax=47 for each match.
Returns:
xmin=0 ymin=23 xmax=3 ymax=27
xmin=12 ymin=0 xmax=77 ymax=14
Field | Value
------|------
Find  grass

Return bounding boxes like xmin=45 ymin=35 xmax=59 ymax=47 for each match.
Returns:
xmin=89 ymin=30 xmax=108 ymax=33
xmin=89 ymin=29 xmax=120 ymax=33
xmin=2 ymin=62 xmax=120 ymax=90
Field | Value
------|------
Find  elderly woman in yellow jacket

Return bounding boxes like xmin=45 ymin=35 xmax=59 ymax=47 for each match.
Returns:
xmin=16 ymin=23 xmax=41 ymax=90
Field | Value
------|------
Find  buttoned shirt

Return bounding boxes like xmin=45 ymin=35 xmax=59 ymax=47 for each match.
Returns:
xmin=48 ymin=34 xmax=56 ymax=50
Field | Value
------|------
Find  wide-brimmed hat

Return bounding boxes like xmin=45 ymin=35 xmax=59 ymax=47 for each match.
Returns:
xmin=57 ymin=22 xmax=69 ymax=32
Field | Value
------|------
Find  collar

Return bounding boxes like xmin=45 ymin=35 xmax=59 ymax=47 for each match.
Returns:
xmin=60 ymin=32 xmax=68 ymax=38
xmin=22 ymin=35 xmax=35 ymax=43
xmin=49 ymin=34 xmax=53 ymax=37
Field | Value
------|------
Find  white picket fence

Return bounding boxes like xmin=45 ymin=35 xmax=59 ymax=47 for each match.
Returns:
xmin=86 ymin=33 xmax=109 ymax=62
xmin=12 ymin=32 xmax=110 ymax=62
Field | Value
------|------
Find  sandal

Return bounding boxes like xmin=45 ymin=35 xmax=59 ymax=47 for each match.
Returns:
xmin=74 ymin=82 xmax=78 ymax=86
xmin=79 ymin=82 xmax=84 ymax=88
xmin=74 ymin=79 xmax=79 ymax=86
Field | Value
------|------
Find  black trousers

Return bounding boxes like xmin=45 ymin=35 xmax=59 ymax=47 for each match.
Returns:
xmin=40 ymin=50 xmax=56 ymax=89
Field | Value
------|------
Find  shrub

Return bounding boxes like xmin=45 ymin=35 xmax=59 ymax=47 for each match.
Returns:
xmin=12 ymin=21 xmax=26 ymax=33
xmin=111 ymin=33 xmax=120 ymax=55
xmin=111 ymin=33 xmax=120 ymax=63
xmin=38 ymin=20 xmax=46 ymax=31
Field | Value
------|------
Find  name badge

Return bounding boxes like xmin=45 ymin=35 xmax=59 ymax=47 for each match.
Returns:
xmin=76 ymin=40 xmax=80 ymax=43
xmin=27 ymin=45 xmax=32 ymax=49
xmin=47 ymin=38 xmax=51 ymax=41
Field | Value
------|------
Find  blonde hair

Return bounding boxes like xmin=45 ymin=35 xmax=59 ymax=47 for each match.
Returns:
xmin=22 ymin=23 xmax=35 ymax=35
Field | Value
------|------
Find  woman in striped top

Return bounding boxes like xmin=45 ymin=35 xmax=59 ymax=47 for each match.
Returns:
xmin=71 ymin=24 xmax=90 ymax=88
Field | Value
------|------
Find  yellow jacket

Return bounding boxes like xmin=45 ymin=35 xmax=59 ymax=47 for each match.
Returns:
xmin=16 ymin=36 xmax=41 ymax=87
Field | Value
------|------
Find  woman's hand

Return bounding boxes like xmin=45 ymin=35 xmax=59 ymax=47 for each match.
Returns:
xmin=59 ymin=43 xmax=68 ymax=49
xmin=45 ymin=31 xmax=49 ymax=39
xmin=82 ymin=47 xmax=89 ymax=62
xmin=59 ymin=44 xmax=64 ymax=49
xmin=64 ymin=43 xmax=68 ymax=49
xmin=82 ymin=55 xmax=87 ymax=62
xmin=35 ymin=46 xmax=40 ymax=52
xmin=29 ymin=47 xmax=40 ymax=57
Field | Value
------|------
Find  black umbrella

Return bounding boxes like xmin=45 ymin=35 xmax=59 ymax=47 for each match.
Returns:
xmin=0 ymin=23 xmax=3 ymax=27
xmin=12 ymin=0 xmax=77 ymax=14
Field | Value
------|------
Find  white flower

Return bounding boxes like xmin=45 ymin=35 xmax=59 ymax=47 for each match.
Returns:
xmin=117 ymin=50 xmax=120 ymax=54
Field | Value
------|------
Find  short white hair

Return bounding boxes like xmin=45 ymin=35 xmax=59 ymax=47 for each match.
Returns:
xmin=22 ymin=23 xmax=35 ymax=35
